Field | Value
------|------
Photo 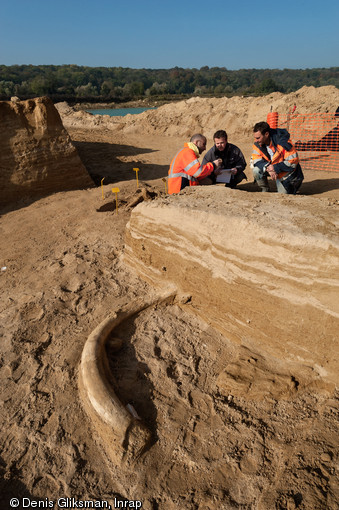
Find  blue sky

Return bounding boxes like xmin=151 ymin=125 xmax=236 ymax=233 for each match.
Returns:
xmin=1 ymin=0 xmax=338 ymax=69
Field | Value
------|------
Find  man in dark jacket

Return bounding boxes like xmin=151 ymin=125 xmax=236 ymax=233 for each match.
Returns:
xmin=201 ymin=130 xmax=247 ymax=188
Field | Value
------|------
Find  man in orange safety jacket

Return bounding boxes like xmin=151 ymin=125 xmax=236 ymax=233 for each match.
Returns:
xmin=252 ymin=121 xmax=304 ymax=194
xmin=168 ymin=134 xmax=222 ymax=194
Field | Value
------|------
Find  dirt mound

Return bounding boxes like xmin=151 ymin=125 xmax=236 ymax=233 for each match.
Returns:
xmin=57 ymin=86 xmax=339 ymax=141
xmin=0 ymin=97 xmax=93 ymax=208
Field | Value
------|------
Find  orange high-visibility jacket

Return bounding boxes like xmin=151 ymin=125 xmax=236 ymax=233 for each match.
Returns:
xmin=168 ymin=143 xmax=214 ymax=194
xmin=252 ymin=129 xmax=300 ymax=179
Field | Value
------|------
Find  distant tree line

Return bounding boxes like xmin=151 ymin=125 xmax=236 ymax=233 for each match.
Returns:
xmin=0 ymin=65 xmax=338 ymax=103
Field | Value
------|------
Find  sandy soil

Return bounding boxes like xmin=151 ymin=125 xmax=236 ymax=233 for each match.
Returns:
xmin=1 ymin=90 xmax=339 ymax=510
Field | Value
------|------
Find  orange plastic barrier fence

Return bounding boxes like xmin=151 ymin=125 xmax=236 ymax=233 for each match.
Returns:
xmin=267 ymin=112 xmax=279 ymax=129
xmin=269 ymin=112 xmax=339 ymax=172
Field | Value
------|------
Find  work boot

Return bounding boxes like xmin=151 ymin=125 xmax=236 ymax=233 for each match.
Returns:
xmin=255 ymin=176 xmax=269 ymax=192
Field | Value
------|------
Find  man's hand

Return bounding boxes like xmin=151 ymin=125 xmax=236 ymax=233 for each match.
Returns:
xmin=213 ymin=158 xmax=223 ymax=174
xmin=266 ymin=164 xmax=277 ymax=181
xmin=230 ymin=167 xmax=237 ymax=175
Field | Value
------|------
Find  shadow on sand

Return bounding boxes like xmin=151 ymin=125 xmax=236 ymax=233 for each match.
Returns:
xmin=237 ymin=178 xmax=339 ymax=196
xmin=0 ymin=455 xmax=34 ymax=507
xmin=73 ymin=140 xmax=169 ymax=185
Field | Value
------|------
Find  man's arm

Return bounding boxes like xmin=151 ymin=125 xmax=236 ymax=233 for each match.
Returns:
xmin=184 ymin=154 xmax=215 ymax=181
xmin=252 ymin=144 xmax=268 ymax=171
xmin=201 ymin=147 xmax=223 ymax=178
xmin=202 ymin=146 xmax=215 ymax=166
xmin=272 ymin=142 xmax=300 ymax=175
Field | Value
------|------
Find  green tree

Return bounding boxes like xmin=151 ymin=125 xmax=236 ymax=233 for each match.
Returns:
xmin=75 ymin=82 xmax=98 ymax=97
xmin=256 ymin=78 xmax=281 ymax=94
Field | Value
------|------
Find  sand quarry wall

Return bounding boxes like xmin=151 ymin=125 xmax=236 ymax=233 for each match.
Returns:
xmin=124 ymin=187 xmax=339 ymax=392
xmin=56 ymin=85 xmax=339 ymax=140
xmin=0 ymin=96 xmax=93 ymax=207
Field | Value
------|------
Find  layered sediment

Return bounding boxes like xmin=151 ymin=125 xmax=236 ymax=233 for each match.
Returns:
xmin=0 ymin=96 xmax=93 ymax=207
xmin=125 ymin=187 xmax=339 ymax=389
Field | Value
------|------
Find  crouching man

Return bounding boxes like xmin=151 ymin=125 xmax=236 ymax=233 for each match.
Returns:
xmin=168 ymin=133 xmax=222 ymax=194
xmin=252 ymin=121 xmax=304 ymax=194
xmin=201 ymin=130 xmax=247 ymax=188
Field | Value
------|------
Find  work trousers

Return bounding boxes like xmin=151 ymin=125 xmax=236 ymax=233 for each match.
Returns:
xmin=252 ymin=166 xmax=303 ymax=194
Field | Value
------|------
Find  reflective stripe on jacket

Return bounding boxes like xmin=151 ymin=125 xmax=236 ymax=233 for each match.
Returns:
xmin=168 ymin=143 xmax=214 ymax=194
xmin=252 ymin=129 xmax=300 ymax=179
